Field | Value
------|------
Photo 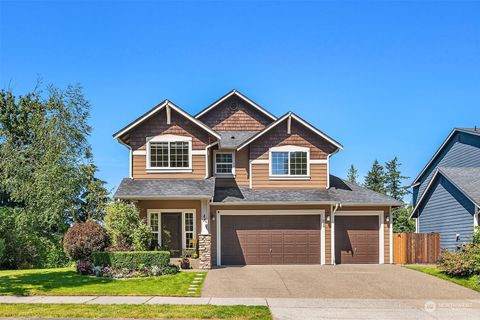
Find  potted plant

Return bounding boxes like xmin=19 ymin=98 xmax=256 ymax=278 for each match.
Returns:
xmin=179 ymin=251 xmax=190 ymax=269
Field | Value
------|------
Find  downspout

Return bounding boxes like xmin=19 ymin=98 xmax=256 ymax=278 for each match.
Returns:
xmin=204 ymin=141 xmax=219 ymax=179
xmin=117 ymin=138 xmax=132 ymax=179
xmin=331 ymin=202 xmax=342 ymax=265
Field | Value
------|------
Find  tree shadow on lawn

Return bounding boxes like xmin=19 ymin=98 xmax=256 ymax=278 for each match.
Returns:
xmin=0 ymin=269 xmax=115 ymax=296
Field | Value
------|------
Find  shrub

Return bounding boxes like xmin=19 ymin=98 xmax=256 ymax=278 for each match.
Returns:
xmin=63 ymin=221 xmax=109 ymax=262
xmin=161 ymin=264 xmax=180 ymax=275
xmin=132 ymin=223 xmax=153 ymax=251
xmin=105 ymin=203 xmax=151 ymax=249
xmin=473 ymin=226 xmax=480 ymax=245
xmin=93 ymin=251 xmax=170 ymax=269
xmin=0 ymin=238 xmax=5 ymax=263
xmin=77 ymin=261 xmax=94 ymax=275
xmin=438 ymin=244 xmax=480 ymax=277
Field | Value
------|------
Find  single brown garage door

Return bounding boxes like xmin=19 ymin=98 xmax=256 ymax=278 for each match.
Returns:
xmin=335 ymin=216 xmax=379 ymax=264
xmin=221 ymin=215 xmax=321 ymax=265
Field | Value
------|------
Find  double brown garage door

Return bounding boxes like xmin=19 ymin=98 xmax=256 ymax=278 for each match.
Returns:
xmin=221 ymin=215 xmax=321 ymax=265
xmin=220 ymin=214 xmax=380 ymax=265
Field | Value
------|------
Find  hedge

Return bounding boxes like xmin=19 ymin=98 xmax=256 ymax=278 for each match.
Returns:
xmin=93 ymin=251 xmax=170 ymax=269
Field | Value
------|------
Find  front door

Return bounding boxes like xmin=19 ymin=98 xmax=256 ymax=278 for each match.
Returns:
xmin=161 ymin=213 xmax=182 ymax=257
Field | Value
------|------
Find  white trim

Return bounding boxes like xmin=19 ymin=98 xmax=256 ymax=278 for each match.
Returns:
xmin=389 ymin=206 xmax=393 ymax=264
xmin=326 ymin=154 xmax=331 ymax=189
xmin=251 ymin=159 xmax=269 ymax=164
xmin=311 ymin=159 xmax=328 ymax=164
xmin=213 ymin=150 xmax=236 ymax=177
xmin=204 ymin=141 xmax=219 ymax=179
xmin=147 ymin=209 xmax=197 ymax=250
xmin=146 ymin=135 xmax=193 ymax=172
xmin=113 ymin=100 xmax=221 ymax=140
xmin=334 ymin=210 xmax=385 ymax=264
xmin=132 ymin=150 xmax=146 ymax=156
xmin=237 ymin=112 xmax=343 ymax=151
xmin=191 ymin=150 xmax=207 ymax=156
xmin=209 ymin=201 xmax=399 ymax=206
xmin=249 ymin=160 xmax=253 ymax=189
xmin=474 ymin=207 xmax=479 ymax=227
xmin=287 ymin=115 xmax=292 ymax=134
xmin=416 ymin=217 xmax=419 ymax=233
xmin=117 ymin=138 xmax=133 ymax=179
xmin=216 ymin=209 xmax=325 ymax=266
xmin=166 ymin=104 xmax=171 ymax=125
xmin=195 ymin=89 xmax=277 ymax=121
xmin=411 ymin=168 xmax=441 ymax=218
xmin=217 ymin=209 xmax=325 ymax=215
xmin=269 ymin=146 xmax=310 ymax=178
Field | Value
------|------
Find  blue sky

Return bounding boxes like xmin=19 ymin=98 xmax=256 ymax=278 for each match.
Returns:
xmin=1 ymin=1 xmax=479 ymax=202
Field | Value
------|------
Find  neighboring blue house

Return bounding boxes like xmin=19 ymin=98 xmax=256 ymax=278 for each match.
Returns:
xmin=411 ymin=128 xmax=480 ymax=250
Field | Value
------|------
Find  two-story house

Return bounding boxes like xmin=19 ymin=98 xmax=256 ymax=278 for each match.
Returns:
xmin=113 ymin=90 xmax=402 ymax=269
xmin=411 ymin=128 xmax=480 ymax=250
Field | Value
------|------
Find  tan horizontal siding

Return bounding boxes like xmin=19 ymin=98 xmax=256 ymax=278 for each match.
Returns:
xmin=251 ymin=163 xmax=328 ymax=189
xmin=234 ymin=148 xmax=249 ymax=187
xmin=132 ymin=155 xmax=206 ymax=179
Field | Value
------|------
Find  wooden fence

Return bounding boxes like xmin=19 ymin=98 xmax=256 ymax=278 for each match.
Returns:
xmin=393 ymin=233 xmax=441 ymax=264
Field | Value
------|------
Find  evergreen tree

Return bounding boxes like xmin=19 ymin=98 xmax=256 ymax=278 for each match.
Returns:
xmin=393 ymin=205 xmax=416 ymax=233
xmin=385 ymin=156 xmax=410 ymax=201
xmin=364 ymin=160 xmax=386 ymax=193
xmin=346 ymin=164 xmax=359 ymax=184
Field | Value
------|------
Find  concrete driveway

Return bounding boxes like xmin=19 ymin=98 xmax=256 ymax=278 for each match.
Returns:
xmin=203 ymin=265 xmax=480 ymax=319
xmin=202 ymin=264 xmax=480 ymax=299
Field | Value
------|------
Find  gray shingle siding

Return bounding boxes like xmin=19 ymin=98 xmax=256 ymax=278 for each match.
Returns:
xmin=415 ymin=132 xmax=480 ymax=205
xmin=418 ymin=175 xmax=476 ymax=251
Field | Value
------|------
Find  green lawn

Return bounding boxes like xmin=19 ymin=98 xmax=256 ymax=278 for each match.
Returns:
xmin=0 ymin=303 xmax=271 ymax=320
xmin=405 ymin=265 xmax=480 ymax=292
xmin=0 ymin=268 xmax=206 ymax=296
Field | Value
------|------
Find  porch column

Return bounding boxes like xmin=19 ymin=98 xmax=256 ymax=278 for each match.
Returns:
xmin=199 ymin=199 xmax=211 ymax=269
xmin=200 ymin=199 xmax=210 ymax=234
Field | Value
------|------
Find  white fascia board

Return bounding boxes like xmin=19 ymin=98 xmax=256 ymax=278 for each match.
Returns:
xmin=237 ymin=113 xmax=291 ymax=151
xmin=210 ymin=201 xmax=337 ymax=206
xmin=237 ymin=112 xmax=343 ymax=151
xmin=113 ymin=101 xmax=221 ymax=140
xmin=114 ymin=195 xmax=212 ymax=200
xmin=195 ymin=90 xmax=277 ymax=121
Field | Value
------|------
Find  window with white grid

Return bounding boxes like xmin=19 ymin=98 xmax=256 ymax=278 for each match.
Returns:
xmin=215 ymin=152 xmax=234 ymax=174
xmin=271 ymin=150 xmax=308 ymax=176
xmin=149 ymin=212 xmax=160 ymax=248
xmin=184 ymin=212 xmax=195 ymax=248
xmin=149 ymin=141 xmax=190 ymax=168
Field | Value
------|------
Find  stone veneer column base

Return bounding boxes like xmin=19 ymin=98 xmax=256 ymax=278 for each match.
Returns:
xmin=198 ymin=234 xmax=212 ymax=270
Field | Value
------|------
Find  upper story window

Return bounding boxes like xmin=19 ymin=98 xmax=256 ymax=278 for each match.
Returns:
xmin=214 ymin=151 xmax=235 ymax=176
xmin=269 ymin=145 xmax=309 ymax=178
xmin=146 ymin=134 xmax=192 ymax=171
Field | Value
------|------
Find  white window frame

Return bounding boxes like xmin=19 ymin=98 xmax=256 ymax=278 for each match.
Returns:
xmin=213 ymin=150 xmax=236 ymax=177
xmin=269 ymin=145 xmax=310 ymax=179
xmin=147 ymin=209 xmax=197 ymax=250
xmin=146 ymin=134 xmax=192 ymax=173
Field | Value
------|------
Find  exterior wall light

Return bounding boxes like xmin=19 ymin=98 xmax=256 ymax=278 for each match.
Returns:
xmin=385 ymin=216 xmax=390 ymax=223
xmin=326 ymin=215 xmax=331 ymax=223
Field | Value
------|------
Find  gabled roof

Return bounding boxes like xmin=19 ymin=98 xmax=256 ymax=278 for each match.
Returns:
xmin=194 ymin=89 xmax=277 ymax=121
xmin=412 ymin=128 xmax=480 ymax=185
xmin=236 ymin=112 xmax=343 ymax=151
xmin=112 ymin=100 xmax=221 ymax=140
xmin=411 ymin=167 xmax=480 ymax=218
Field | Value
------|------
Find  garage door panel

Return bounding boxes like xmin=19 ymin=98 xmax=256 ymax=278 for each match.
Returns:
xmin=335 ymin=216 xmax=379 ymax=264
xmin=221 ymin=215 xmax=321 ymax=265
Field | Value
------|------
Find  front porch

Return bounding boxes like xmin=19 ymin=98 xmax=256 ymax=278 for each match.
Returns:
xmin=134 ymin=199 xmax=212 ymax=269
